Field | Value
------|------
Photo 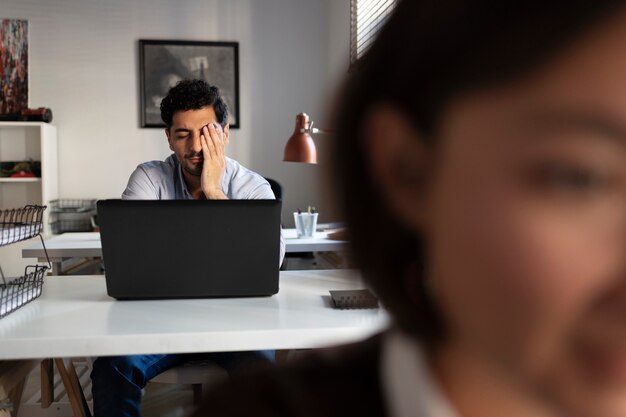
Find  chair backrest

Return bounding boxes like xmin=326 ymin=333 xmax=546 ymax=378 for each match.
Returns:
xmin=264 ymin=177 xmax=282 ymax=200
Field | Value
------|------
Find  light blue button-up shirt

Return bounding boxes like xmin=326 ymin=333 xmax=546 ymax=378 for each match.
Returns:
xmin=122 ymin=154 xmax=285 ymax=263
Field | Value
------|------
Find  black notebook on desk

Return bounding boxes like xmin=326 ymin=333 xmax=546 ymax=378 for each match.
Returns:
xmin=97 ymin=199 xmax=282 ymax=300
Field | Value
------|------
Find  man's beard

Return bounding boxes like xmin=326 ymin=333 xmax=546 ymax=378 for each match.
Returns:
xmin=183 ymin=153 xmax=203 ymax=176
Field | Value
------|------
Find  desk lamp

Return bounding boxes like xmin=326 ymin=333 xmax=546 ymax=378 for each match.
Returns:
xmin=283 ymin=113 xmax=329 ymax=164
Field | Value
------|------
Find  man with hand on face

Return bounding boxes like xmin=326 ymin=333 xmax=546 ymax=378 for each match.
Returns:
xmin=90 ymin=79 xmax=284 ymax=417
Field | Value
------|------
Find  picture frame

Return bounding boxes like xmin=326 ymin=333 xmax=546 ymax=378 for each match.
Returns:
xmin=139 ymin=39 xmax=240 ymax=128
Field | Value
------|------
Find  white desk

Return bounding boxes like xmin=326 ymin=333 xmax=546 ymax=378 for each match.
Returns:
xmin=0 ymin=269 xmax=388 ymax=360
xmin=22 ymin=230 xmax=349 ymax=274
xmin=281 ymin=229 xmax=349 ymax=253
xmin=0 ymin=269 xmax=387 ymax=417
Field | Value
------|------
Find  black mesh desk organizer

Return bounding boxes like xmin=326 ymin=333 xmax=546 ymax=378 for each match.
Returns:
xmin=0 ymin=205 xmax=51 ymax=318
xmin=49 ymin=199 xmax=97 ymax=234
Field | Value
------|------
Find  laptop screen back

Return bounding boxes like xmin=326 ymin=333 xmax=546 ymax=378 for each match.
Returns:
xmin=97 ymin=199 xmax=282 ymax=299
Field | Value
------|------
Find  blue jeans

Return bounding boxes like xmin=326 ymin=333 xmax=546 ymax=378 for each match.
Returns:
xmin=91 ymin=350 xmax=274 ymax=417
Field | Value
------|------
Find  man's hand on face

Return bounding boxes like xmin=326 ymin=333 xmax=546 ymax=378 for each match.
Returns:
xmin=200 ymin=122 xmax=228 ymax=200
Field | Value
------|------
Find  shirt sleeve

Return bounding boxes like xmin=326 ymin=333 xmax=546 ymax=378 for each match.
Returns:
xmin=122 ymin=166 xmax=159 ymax=200
xmin=245 ymin=181 xmax=275 ymax=200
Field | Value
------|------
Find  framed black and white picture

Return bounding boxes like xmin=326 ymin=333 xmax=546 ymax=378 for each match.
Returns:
xmin=139 ymin=39 xmax=240 ymax=128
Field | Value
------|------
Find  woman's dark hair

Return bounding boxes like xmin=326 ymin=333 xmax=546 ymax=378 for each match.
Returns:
xmin=332 ymin=0 xmax=624 ymax=342
xmin=160 ymin=79 xmax=229 ymax=128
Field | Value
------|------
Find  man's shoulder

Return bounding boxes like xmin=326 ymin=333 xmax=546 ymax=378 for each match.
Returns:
xmin=193 ymin=334 xmax=386 ymax=417
xmin=225 ymin=157 xmax=264 ymax=180
xmin=224 ymin=157 xmax=273 ymax=199
xmin=122 ymin=155 xmax=178 ymax=200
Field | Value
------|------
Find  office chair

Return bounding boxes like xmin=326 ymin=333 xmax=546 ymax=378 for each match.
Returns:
xmin=263 ymin=177 xmax=288 ymax=269
xmin=264 ymin=177 xmax=282 ymax=200
xmin=263 ymin=176 xmax=323 ymax=269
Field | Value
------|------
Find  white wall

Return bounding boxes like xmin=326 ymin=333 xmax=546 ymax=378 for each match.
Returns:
xmin=1 ymin=0 xmax=351 ymax=226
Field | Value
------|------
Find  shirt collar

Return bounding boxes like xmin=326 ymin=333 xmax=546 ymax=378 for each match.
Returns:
xmin=381 ymin=329 xmax=460 ymax=417
xmin=172 ymin=158 xmax=194 ymax=200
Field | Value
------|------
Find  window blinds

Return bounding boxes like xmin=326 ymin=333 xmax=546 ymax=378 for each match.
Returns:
xmin=350 ymin=0 xmax=397 ymax=64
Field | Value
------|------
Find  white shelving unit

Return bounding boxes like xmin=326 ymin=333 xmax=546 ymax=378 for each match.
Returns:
xmin=0 ymin=122 xmax=58 ymax=233
xmin=0 ymin=122 xmax=58 ymax=276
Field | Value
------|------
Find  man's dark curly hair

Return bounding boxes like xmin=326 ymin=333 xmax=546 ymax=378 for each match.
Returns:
xmin=160 ymin=79 xmax=229 ymax=129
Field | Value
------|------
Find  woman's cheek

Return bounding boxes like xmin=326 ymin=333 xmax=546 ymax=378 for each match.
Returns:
xmin=430 ymin=188 xmax=609 ymax=378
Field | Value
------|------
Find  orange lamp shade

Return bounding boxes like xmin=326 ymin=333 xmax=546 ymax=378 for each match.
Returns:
xmin=283 ymin=113 xmax=317 ymax=164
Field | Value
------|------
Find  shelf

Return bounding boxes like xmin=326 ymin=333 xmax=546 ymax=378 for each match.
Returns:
xmin=0 ymin=122 xmax=50 ymax=128
xmin=0 ymin=178 xmax=41 ymax=183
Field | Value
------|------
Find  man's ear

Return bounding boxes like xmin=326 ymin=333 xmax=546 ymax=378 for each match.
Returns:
xmin=223 ymin=124 xmax=230 ymax=145
xmin=363 ymin=104 xmax=432 ymax=231
xmin=165 ymin=128 xmax=174 ymax=152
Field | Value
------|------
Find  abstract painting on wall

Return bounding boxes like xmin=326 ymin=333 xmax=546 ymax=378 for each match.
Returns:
xmin=0 ymin=19 xmax=28 ymax=114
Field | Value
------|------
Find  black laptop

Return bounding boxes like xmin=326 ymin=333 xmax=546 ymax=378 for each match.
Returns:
xmin=97 ymin=199 xmax=282 ymax=300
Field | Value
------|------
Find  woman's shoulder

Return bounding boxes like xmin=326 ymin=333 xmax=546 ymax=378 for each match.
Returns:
xmin=193 ymin=333 xmax=388 ymax=417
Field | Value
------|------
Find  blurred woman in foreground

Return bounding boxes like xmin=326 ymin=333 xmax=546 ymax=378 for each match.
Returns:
xmin=194 ymin=1 xmax=626 ymax=416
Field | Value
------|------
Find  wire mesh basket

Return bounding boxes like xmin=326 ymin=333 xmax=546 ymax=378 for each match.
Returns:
xmin=0 ymin=204 xmax=50 ymax=319
xmin=0 ymin=265 xmax=47 ymax=318
xmin=49 ymin=199 xmax=97 ymax=234
xmin=0 ymin=205 xmax=47 ymax=246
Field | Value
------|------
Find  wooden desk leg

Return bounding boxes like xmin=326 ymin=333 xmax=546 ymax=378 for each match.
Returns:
xmin=7 ymin=379 xmax=25 ymax=417
xmin=40 ymin=359 xmax=54 ymax=408
xmin=0 ymin=360 xmax=38 ymax=417
xmin=0 ymin=379 xmax=26 ymax=417
xmin=54 ymin=358 xmax=92 ymax=417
